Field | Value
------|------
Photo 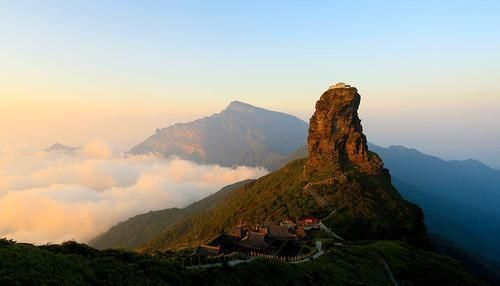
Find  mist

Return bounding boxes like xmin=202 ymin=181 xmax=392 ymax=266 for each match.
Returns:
xmin=0 ymin=141 xmax=267 ymax=244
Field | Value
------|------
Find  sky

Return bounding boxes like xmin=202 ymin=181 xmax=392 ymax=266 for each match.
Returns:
xmin=1 ymin=0 xmax=500 ymax=167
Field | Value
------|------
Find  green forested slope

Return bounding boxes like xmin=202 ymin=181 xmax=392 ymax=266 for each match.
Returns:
xmin=0 ymin=239 xmax=485 ymax=286
xmin=89 ymin=180 xmax=253 ymax=250
xmin=141 ymin=159 xmax=426 ymax=251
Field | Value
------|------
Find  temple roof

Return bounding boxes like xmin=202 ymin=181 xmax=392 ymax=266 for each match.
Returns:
xmin=193 ymin=245 xmax=220 ymax=256
xmin=238 ymin=232 xmax=268 ymax=250
xmin=267 ymin=225 xmax=290 ymax=239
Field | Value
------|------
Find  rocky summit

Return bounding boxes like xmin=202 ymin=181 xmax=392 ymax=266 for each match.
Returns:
xmin=132 ymin=83 xmax=428 ymax=252
xmin=306 ymin=83 xmax=383 ymax=178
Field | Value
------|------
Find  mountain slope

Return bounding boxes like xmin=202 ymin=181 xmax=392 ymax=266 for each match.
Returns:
xmin=276 ymin=144 xmax=500 ymax=279
xmin=76 ymin=84 xmax=490 ymax=284
xmin=140 ymin=83 xmax=427 ymax=251
xmin=142 ymin=158 xmax=426 ymax=251
xmin=97 ymin=105 xmax=500 ymax=268
xmin=369 ymin=144 xmax=500 ymax=263
xmin=0 ymin=239 xmax=485 ymax=286
xmin=130 ymin=101 xmax=308 ymax=170
xmin=89 ymin=180 xmax=253 ymax=250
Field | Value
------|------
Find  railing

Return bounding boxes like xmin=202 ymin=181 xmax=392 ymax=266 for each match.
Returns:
xmin=248 ymin=251 xmax=308 ymax=262
xmin=183 ymin=249 xmax=317 ymax=267
xmin=183 ymin=252 xmax=248 ymax=267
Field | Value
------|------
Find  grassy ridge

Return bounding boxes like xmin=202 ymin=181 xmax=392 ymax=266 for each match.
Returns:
xmin=141 ymin=159 xmax=427 ymax=251
xmin=0 ymin=239 xmax=485 ymax=286
xmin=89 ymin=180 xmax=253 ymax=250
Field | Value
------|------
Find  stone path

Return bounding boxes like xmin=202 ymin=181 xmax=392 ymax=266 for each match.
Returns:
xmin=319 ymin=210 xmax=344 ymax=241
xmin=375 ymin=253 xmax=399 ymax=286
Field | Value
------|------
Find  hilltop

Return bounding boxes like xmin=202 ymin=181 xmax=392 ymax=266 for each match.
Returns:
xmin=129 ymin=101 xmax=308 ymax=170
xmin=139 ymin=84 xmax=427 ymax=251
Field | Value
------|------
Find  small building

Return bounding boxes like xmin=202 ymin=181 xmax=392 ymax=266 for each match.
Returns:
xmin=297 ymin=217 xmax=320 ymax=230
xmin=298 ymin=217 xmax=319 ymax=225
xmin=193 ymin=245 xmax=221 ymax=257
xmin=294 ymin=227 xmax=307 ymax=239
xmin=267 ymin=225 xmax=292 ymax=239
xmin=280 ymin=217 xmax=296 ymax=229
xmin=235 ymin=224 xmax=250 ymax=239
xmin=328 ymin=82 xmax=352 ymax=89
xmin=208 ymin=233 xmax=239 ymax=254
xmin=238 ymin=231 xmax=269 ymax=252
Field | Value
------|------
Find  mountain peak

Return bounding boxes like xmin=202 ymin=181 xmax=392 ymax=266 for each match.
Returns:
xmin=45 ymin=143 xmax=80 ymax=152
xmin=305 ymin=84 xmax=383 ymax=177
xmin=224 ymin=101 xmax=260 ymax=112
xmin=129 ymin=100 xmax=308 ymax=169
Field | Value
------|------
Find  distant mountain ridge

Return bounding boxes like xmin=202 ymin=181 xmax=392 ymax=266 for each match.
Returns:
xmin=368 ymin=144 xmax=500 ymax=268
xmin=368 ymin=144 xmax=500 ymax=215
xmin=45 ymin=143 xmax=81 ymax=153
xmin=129 ymin=101 xmax=308 ymax=170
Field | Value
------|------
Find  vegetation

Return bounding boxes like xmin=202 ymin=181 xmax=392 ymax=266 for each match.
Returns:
xmin=369 ymin=143 xmax=500 ymax=266
xmin=320 ymin=168 xmax=428 ymax=247
xmin=89 ymin=180 xmax=253 ymax=250
xmin=82 ymin=139 xmax=498 ymax=284
xmin=140 ymin=158 xmax=427 ymax=251
xmin=429 ymin=234 xmax=500 ymax=285
xmin=140 ymin=159 xmax=314 ymax=251
xmin=0 ymin=239 xmax=485 ymax=286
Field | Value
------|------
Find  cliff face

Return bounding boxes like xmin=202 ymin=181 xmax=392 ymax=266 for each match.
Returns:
xmin=305 ymin=83 xmax=383 ymax=177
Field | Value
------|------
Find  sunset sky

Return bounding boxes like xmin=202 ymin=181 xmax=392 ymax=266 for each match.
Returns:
xmin=1 ymin=0 xmax=500 ymax=167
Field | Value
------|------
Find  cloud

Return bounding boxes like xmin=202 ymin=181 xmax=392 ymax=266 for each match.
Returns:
xmin=0 ymin=143 xmax=267 ymax=244
xmin=82 ymin=139 xmax=113 ymax=159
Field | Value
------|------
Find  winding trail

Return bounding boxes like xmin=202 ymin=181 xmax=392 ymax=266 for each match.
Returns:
xmin=322 ymin=209 xmax=337 ymax=221
xmin=290 ymin=240 xmax=325 ymax=264
xmin=303 ymin=182 xmax=331 ymax=208
xmin=303 ymin=179 xmax=344 ymax=241
xmin=186 ymin=258 xmax=257 ymax=269
xmin=375 ymin=253 xmax=399 ymax=286
xmin=319 ymin=210 xmax=344 ymax=241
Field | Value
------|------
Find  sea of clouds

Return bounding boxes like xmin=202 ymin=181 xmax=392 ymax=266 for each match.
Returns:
xmin=0 ymin=140 xmax=267 ymax=244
